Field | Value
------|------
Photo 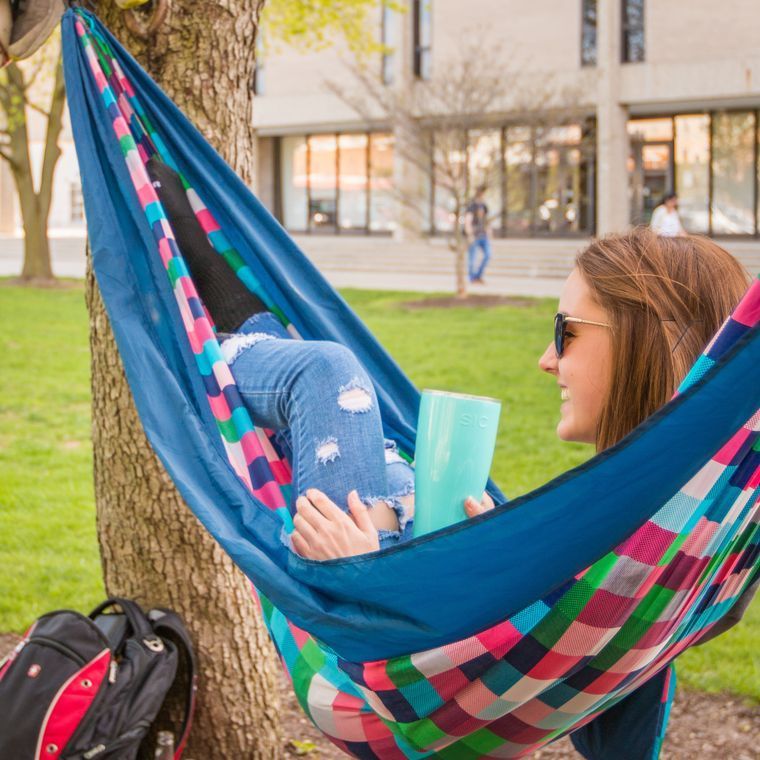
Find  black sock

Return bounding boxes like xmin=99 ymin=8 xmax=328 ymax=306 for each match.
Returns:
xmin=146 ymin=156 xmax=267 ymax=332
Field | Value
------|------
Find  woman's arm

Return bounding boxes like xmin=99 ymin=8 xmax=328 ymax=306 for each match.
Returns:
xmin=292 ymin=490 xmax=496 ymax=560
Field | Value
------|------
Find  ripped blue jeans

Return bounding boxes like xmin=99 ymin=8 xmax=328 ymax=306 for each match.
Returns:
xmin=221 ymin=312 xmax=415 ymax=548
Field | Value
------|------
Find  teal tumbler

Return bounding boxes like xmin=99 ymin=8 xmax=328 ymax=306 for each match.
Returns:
xmin=413 ymin=390 xmax=501 ymax=537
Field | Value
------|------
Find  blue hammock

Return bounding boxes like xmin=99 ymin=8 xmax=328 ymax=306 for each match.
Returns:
xmin=62 ymin=9 xmax=759 ymax=758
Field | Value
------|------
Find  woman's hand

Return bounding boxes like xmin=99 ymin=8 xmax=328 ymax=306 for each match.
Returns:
xmin=291 ymin=489 xmax=380 ymax=560
xmin=464 ymin=491 xmax=495 ymax=518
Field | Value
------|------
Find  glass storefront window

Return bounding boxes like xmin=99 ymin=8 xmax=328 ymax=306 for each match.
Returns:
xmin=712 ymin=111 xmax=756 ymax=235
xmin=369 ymin=133 xmax=395 ymax=232
xmin=307 ymin=135 xmax=337 ymax=231
xmin=539 ymin=125 xmax=583 ymax=145
xmin=627 ymin=118 xmax=674 ymax=225
xmin=338 ymin=134 xmax=368 ymax=231
xmin=468 ymin=129 xmax=502 ymax=234
xmin=674 ymin=114 xmax=709 ymax=234
xmin=535 ymin=143 xmax=583 ymax=234
xmin=281 ymin=136 xmax=307 ymax=231
xmin=432 ymin=130 xmax=467 ymax=233
xmin=504 ymin=136 xmax=532 ymax=234
xmin=627 ymin=118 xmax=673 ymax=142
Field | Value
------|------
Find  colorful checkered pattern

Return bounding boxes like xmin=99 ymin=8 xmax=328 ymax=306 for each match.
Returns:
xmin=72 ymin=10 xmax=759 ymax=758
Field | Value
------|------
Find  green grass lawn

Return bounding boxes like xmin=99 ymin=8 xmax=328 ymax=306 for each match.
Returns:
xmin=0 ymin=282 xmax=756 ymax=700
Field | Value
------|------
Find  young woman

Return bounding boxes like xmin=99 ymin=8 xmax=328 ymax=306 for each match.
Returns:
xmin=149 ymin=158 xmax=750 ymax=561
xmin=288 ymin=229 xmax=751 ymax=556
xmin=152 ymin=162 xmax=753 ymax=757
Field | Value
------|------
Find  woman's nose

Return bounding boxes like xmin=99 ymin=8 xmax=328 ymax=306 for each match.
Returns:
xmin=538 ymin=341 xmax=558 ymax=374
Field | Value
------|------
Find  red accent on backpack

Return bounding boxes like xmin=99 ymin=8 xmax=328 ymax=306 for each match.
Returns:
xmin=36 ymin=648 xmax=111 ymax=760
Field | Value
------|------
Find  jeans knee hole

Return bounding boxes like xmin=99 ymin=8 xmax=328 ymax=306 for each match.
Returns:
xmin=315 ymin=437 xmax=340 ymax=465
xmin=337 ymin=379 xmax=373 ymax=414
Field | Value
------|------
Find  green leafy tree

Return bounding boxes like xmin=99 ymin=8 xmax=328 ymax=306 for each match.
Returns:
xmin=264 ymin=0 xmax=400 ymax=55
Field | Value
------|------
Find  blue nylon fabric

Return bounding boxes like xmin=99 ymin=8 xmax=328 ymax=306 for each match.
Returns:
xmin=62 ymin=10 xmax=760 ymax=662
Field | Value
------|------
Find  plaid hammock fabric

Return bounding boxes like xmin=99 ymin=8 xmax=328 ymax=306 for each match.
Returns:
xmin=63 ymin=9 xmax=760 ymax=758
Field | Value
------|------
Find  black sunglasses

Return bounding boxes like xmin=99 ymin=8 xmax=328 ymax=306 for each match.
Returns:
xmin=554 ymin=312 xmax=611 ymax=358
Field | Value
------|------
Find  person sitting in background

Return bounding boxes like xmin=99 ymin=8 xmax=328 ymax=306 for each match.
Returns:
xmin=650 ymin=192 xmax=686 ymax=237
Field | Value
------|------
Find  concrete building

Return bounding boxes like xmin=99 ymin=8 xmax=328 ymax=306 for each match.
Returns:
xmin=254 ymin=0 xmax=760 ymax=243
xmin=3 ymin=0 xmax=760 ymax=263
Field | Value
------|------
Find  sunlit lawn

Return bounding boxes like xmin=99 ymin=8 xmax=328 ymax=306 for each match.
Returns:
xmin=0 ymin=282 xmax=756 ymax=700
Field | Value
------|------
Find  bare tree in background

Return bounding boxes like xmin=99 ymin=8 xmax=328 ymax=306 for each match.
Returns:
xmin=332 ymin=36 xmax=589 ymax=296
xmin=0 ymin=36 xmax=65 ymax=282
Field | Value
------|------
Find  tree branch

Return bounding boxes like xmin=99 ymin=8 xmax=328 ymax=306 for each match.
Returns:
xmin=0 ymin=147 xmax=17 ymax=168
xmin=39 ymin=52 xmax=66 ymax=221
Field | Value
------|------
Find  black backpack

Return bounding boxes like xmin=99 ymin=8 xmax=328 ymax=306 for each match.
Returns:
xmin=0 ymin=598 xmax=197 ymax=760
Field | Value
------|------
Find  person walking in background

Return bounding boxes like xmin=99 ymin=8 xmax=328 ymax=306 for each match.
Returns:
xmin=465 ymin=185 xmax=491 ymax=284
xmin=650 ymin=192 xmax=686 ymax=237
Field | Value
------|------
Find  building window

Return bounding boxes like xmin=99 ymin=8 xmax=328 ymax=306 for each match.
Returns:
xmin=308 ymin=135 xmax=338 ymax=232
xmin=369 ymin=133 xmax=395 ymax=232
xmin=468 ymin=129 xmax=503 ymax=235
xmin=338 ymin=134 xmax=368 ymax=231
xmin=674 ymin=114 xmax=710 ymax=234
xmin=627 ymin=117 xmax=673 ymax=225
xmin=622 ymin=0 xmax=645 ymax=63
xmin=281 ymin=136 xmax=308 ymax=231
xmin=534 ymin=126 xmax=587 ymax=234
xmin=505 ymin=127 xmax=533 ymax=234
xmin=413 ymin=0 xmax=432 ymax=80
xmin=711 ymin=111 xmax=756 ymax=235
xmin=70 ymin=183 xmax=84 ymax=222
xmin=429 ymin=123 xmax=595 ymax=237
xmin=381 ymin=4 xmax=394 ymax=85
xmin=581 ymin=0 xmax=597 ymax=67
xmin=279 ymin=132 xmax=395 ymax=234
xmin=628 ymin=111 xmax=760 ymax=236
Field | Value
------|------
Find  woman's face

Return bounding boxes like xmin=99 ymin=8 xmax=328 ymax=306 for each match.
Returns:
xmin=538 ymin=268 xmax=612 ymax=445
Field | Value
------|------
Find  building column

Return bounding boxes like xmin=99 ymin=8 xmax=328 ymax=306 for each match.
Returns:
xmin=596 ymin=1 xmax=630 ymax=235
xmin=392 ymin=1 xmax=426 ymax=241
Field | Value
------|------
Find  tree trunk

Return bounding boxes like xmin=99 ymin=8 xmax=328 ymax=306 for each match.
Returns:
xmin=2 ymin=61 xmax=56 ymax=282
xmin=452 ymin=222 xmax=468 ymax=298
xmin=455 ymin=243 xmax=468 ymax=298
xmin=87 ymin=2 xmax=281 ymax=757
xmin=19 ymin=201 xmax=53 ymax=280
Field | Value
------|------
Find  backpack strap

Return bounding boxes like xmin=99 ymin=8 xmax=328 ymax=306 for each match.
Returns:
xmin=148 ymin=609 xmax=198 ymax=760
xmin=89 ymin=597 xmax=154 ymax=641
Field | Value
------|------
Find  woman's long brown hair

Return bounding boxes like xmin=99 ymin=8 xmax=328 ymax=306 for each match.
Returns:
xmin=576 ymin=228 xmax=750 ymax=452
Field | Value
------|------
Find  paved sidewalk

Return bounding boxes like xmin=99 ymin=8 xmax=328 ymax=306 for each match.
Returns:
xmin=3 ymin=232 xmax=759 ymax=299
xmin=0 ymin=233 xmax=566 ymax=297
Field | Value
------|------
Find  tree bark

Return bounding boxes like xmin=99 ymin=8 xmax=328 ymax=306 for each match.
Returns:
xmin=87 ymin=1 xmax=281 ymax=757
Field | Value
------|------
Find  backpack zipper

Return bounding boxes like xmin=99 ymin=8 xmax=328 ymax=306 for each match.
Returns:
xmin=27 ymin=636 xmax=87 ymax=666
